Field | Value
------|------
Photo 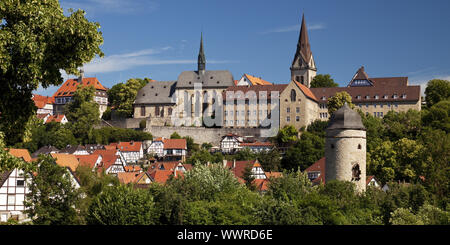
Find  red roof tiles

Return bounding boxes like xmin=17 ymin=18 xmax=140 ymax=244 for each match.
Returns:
xmin=163 ymin=139 xmax=187 ymax=150
xmin=53 ymin=77 xmax=107 ymax=98
xmin=117 ymin=141 xmax=142 ymax=152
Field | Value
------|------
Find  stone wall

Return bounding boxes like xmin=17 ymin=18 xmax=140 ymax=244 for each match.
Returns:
xmin=144 ymin=126 xmax=267 ymax=146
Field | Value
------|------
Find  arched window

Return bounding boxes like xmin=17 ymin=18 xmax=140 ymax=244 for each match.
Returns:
xmin=290 ymin=89 xmax=296 ymax=102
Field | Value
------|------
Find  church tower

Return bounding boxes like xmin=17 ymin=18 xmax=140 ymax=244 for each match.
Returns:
xmin=290 ymin=14 xmax=317 ymax=88
xmin=198 ymin=33 xmax=206 ymax=73
xmin=325 ymin=103 xmax=367 ymax=192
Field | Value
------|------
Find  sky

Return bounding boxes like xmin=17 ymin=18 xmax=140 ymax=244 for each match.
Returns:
xmin=36 ymin=0 xmax=450 ymax=96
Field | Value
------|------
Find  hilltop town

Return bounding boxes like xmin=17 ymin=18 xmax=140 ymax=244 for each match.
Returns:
xmin=0 ymin=2 xmax=448 ymax=227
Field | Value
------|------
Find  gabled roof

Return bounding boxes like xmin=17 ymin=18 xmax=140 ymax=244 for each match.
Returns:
xmin=59 ymin=145 xmax=86 ymax=154
xmin=148 ymin=170 xmax=183 ymax=184
xmin=76 ymin=154 xmax=101 ymax=169
xmin=117 ymin=171 xmax=148 ymax=184
xmin=134 ymin=81 xmax=177 ymax=105
xmin=305 ymin=157 xmax=326 ymax=185
xmin=33 ymin=94 xmax=54 ymax=108
xmin=253 ymin=179 xmax=270 ymax=192
xmin=225 ymin=160 xmax=259 ymax=179
xmin=7 ymin=148 xmax=32 ymax=163
xmin=31 ymin=146 xmax=59 ymax=158
xmin=50 ymin=153 xmax=79 ymax=172
xmin=53 ymin=77 xmax=106 ymax=98
xmin=163 ymin=139 xmax=187 ymax=150
xmin=45 ymin=114 xmax=67 ymax=123
xmin=244 ymin=74 xmax=272 ymax=85
xmin=0 ymin=171 xmax=13 ymax=188
xmin=294 ymin=81 xmax=319 ymax=102
xmin=117 ymin=141 xmax=142 ymax=152
xmin=98 ymin=154 xmax=119 ymax=172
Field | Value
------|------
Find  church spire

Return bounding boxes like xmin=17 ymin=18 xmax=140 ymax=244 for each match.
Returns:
xmin=198 ymin=33 xmax=206 ymax=72
xmin=292 ymin=13 xmax=312 ymax=67
xmin=290 ymin=13 xmax=316 ymax=88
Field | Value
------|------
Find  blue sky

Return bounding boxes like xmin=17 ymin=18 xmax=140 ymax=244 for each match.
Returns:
xmin=37 ymin=0 xmax=450 ymax=96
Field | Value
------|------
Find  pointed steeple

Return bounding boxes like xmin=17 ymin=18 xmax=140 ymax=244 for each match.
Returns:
xmin=292 ymin=13 xmax=312 ymax=67
xmin=290 ymin=13 xmax=316 ymax=88
xmin=198 ymin=33 xmax=206 ymax=72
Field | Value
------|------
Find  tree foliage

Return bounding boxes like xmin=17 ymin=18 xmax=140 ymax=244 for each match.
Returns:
xmin=310 ymin=74 xmax=338 ymax=88
xmin=327 ymin=91 xmax=355 ymax=115
xmin=424 ymin=79 xmax=450 ymax=107
xmin=107 ymin=78 xmax=150 ymax=118
xmin=24 ymin=155 xmax=82 ymax=225
xmin=0 ymin=0 xmax=103 ymax=145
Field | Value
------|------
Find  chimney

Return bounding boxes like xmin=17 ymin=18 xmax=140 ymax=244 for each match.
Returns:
xmin=130 ymin=141 xmax=134 ymax=145
xmin=223 ymin=159 xmax=227 ymax=168
xmin=233 ymin=159 xmax=236 ymax=169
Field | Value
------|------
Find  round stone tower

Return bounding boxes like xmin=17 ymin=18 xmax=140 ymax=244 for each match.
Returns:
xmin=325 ymin=103 xmax=366 ymax=192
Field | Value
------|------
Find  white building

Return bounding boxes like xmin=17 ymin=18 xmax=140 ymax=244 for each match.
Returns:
xmin=117 ymin=141 xmax=144 ymax=164
xmin=220 ymin=134 xmax=243 ymax=153
xmin=0 ymin=169 xmax=31 ymax=222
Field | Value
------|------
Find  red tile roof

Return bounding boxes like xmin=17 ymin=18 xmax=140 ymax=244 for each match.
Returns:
xmin=148 ymin=170 xmax=184 ymax=184
xmin=45 ymin=114 xmax=66 ymax=123
xmin=117 ymin=141 xmax=142 ymax=152
xmin=239 ymin=142 xmax=273 ymax=147
xmin=305 ymin=157 xmax=326 ymax=184
xmin=244 ymin=74 xmax=273 ymax=85
xmin=53 ymin=77 xmax=107 ymax=98
xmin=76 ymin=154 xmax=100 ymax=169
xmin=50 ymin=153 xmax=79 ymax=172
xmin=98 ymin=154 xmax=119 ymax=172
xmin=163 ymin=139 xmax=187 ymax=150
xmin=33 ymin=94 xmax=54 ymax=108
xmin=225 ymin=160 xmax=259 ymax=179
xmin=7 ymin=148 xmax=32 ymax=163
xmin=117 ymin=172 xmax=148 ymax=184
xmin=294 ymin=81 xmax=319 ymax=102
xmin=253 ymin=179 xmax=270 ymax=191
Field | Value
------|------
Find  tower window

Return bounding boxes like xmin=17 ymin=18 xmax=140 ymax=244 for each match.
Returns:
xmin=358 ymin=144 xmax=362 ymax=150
xmin=296 ymin=76 xmax=300 ymax=82
xmin=301 ymin=76 xmax=304 ymax=83
xmin=331 ymin=144 xmax=335 ymax=149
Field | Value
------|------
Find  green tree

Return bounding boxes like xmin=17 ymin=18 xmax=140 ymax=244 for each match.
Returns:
xmin=24 ymin=155 xmax=82 ymax=225
xmin=107 ymin=78 xmax=150 ymax=118
xmin=382 ymin=109 xmax=422 ymax=140
xmin=87 ymin=184 xmax=157 ymax=225
xmin=186 ymin=149 xmax=214 ymax=165
xmin=281 ymin=131 xmax=324 ymax=171
xmin=65 ymin=85 xmax=100 ymax=143
xmin=170 ymin=132 xmax=182 ymax=139
xmin=310 ymin=74 xmax=338 ymax=88
xmin=424 ymin=79 xmax=450 ymax=107
xmin=422 ymin=100 xmax=450 ymax=133
xmin=327 ymin=91 xmax=355 ymax=115
xmin=234 ymin=147 xmax=256 ymax=161
xmin=0 ymin=132 xmax=34 ymax=172
xmin=257 ymin=148 xmax=281 ymax=172
xmin=275 ymin=125 xmax=298 ymax=146
xmin=0 ymin=1 xmax=103 ymax=145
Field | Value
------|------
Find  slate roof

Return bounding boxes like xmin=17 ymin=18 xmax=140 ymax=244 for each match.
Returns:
xmin=59 ymin=145 xmax=87 ymax=154
xmin=292 ymin=14 xmax=313 ymax=67
xmin=177 ymin=70 xmax=234 ymax=89
xmin=327 ymin=103 xmax=366 ymax=130
xmin=32 ymin=146 xmax=60 ymax=158
xmin=0 ymin=171 xmax=13 ymax=187
xmin=134 ymin=81 xmax=177 ymax=105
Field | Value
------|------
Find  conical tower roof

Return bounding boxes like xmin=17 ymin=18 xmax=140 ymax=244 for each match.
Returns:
xmin=327 ymin=103 xmax=366 ymax=130
xmin=198 ymin=33 xmax=206 ymax=71
xmin=292 ymin=14 xmax=312 ymax=66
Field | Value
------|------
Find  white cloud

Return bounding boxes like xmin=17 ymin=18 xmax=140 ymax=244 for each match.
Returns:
xmin=81 ymin=47 xmax=234 ymax=74
xmin=261 ymin=23 xmax=326 ymax=34
xmin=409 ymin=75 xmax=450 ymax=96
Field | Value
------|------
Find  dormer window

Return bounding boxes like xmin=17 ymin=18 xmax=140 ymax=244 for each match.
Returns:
xmin=356 ymin=95 xmax=361 ymax=99
xmin=374 ymin=95 xmax=379 ymax=99
xmin=401 ymin=94 xmax=407 ymax=99
xmin=393 ymin=94 xmax=398 ymax=99
xmin=383 ymin=95 xmax=388 ymax=99
xmin=321 ymin=96 xmax=326 ymax=100
xmin=365 ymin=95 xmax=370 ymax=99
